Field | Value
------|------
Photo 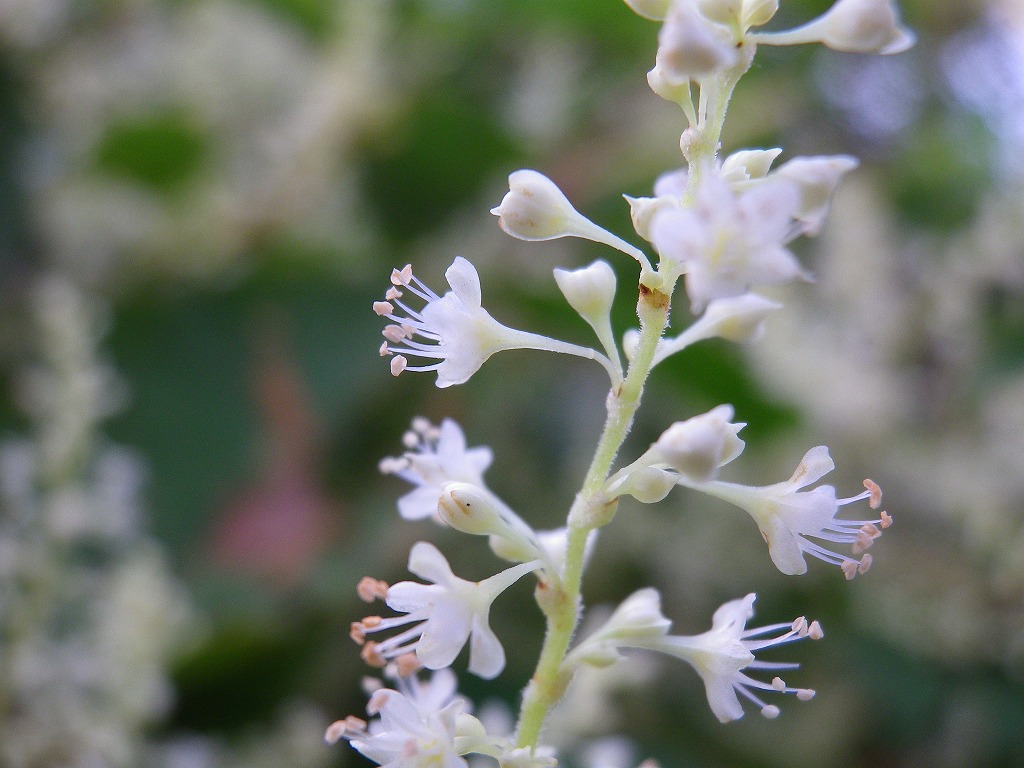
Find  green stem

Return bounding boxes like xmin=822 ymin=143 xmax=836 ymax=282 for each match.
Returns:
xmin=514 ymin=284 xmax=672 ymax=750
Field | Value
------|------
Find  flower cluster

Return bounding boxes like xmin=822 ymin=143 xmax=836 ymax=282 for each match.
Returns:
xmin=332 ymin=1 xmax=912 ymax=766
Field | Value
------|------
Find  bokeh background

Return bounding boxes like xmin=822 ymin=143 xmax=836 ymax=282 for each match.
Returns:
xmin=2 ymin=1 xmax=1023 ymax=767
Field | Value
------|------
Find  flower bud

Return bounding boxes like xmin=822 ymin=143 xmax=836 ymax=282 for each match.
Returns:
xmin=554 ymin=260 xmax=617 ymax=327
xmin=743 ymin=0 xmax=779 ymax=28
xmin=625 ymin=193 xmax=679 ymax=242
xmin=437 ymin=482 xmax=507 ymax=536
xmin=698 ymin=0 xmax=742 ymax=26
xmin=652 ymin=405 xmax=745 ymax=482
xmin=775 ymin=155 xmax=858 ymax=235
xmin=698 ymin=293 xmax=782 ymax=343
xmin=609 ymin=466 xmax=677 ymax=503
xmin=623 ymin=0 xmax=673 ymax=20
xmin=813 ymin=0 xmax=914 ymax=54
xmin=721 ymin=148 xmax=783 ymax=183
xmin=646 ymin=64 xmax=694 ymax=104
xmin=491 ymin=170 xmax=581 ymax=241
xmin=656 ymin=2 xmax=736 ymax=84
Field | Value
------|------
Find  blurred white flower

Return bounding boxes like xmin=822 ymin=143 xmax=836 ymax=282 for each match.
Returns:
xmin=379 ymin=418 xmax=493 ymax=522
xmin=650 ymin=172 xmax=808 ymax=312
xmin=327 ymin=668 xmax=471 ymax=768
xmin=751 ymin=0 xmax=914 ymax=54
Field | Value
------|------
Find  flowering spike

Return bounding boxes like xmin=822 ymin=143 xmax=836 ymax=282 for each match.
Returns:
xmin=380 ymin=418 xmax=494 ymax=522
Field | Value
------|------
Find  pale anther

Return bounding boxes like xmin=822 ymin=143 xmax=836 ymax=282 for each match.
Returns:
xmin=796 ymin=689 xmax=816 ymax=701
xmin=373 ymin=301 xmax=394 ymax=316
xmin=761 ymin=705 xmax=781 ymax=719
xmin=357 ymin=576 xmax=390 ymax=603
xmin=390 ymin=356 xmax=408 ymax=376
xmin=807 ymin=621 xmax=824 ymax=640
xmin=771 ymin=676 xmax=786 ymax=691
xmin=880 ymin=510 xmax=893 ymax=528
xmin=863 ymin=478 xmax=882 ymax=509
xmin=858 ymin=554 xmax=873 ymax=574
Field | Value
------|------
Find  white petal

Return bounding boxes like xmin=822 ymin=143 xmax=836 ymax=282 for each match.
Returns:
xmin=385 ymin=581 xmax=440 ymax=613
xmin=468 ymin=614 xmax=506 ymax=679
xmin=710 ymin=593 xmax=756 ymax=633
xmin=398 ymin=485 xmax=445 ymax=520
xmin=701 ymin=671 xmax=746 ymax=722
xmin=788 ymin=446 xmax=835 ymax=488
xmin=761 ymin=514 xmax=809 ymax=575
xmin=446 ymin=256 xmax=482 ymax=308
xmin=417 ymin=600 xmax=473 ymax=670
xmin=407 ymin=541 xmax=458 ymax=585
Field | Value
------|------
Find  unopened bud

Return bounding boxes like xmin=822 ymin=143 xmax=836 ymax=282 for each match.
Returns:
xmin=437 ymin=482 xmax=506 ymax=536
xmin=554 ymin=260 xmax=617 ymax=328
xmin=652 ymin=405 xmax=745 ymax=482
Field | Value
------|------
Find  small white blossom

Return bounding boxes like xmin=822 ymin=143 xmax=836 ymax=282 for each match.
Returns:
xmin=376 ymin=258 xmax=606 ymax=387
xmin=653 ymin=293 xmax=782 ymax=363
xmin=380 ymin=418 xmax=493 ymax=521
xmin=772 ymin=155 xmax=859 ymax=235
xmin=622 ymin=594 xmax=823 ymax=722
xmin=688 ymin=446 xmax=892 ymax=576
xmin=353 ymin=542 xmax=541 ymax=679
xmin=650 ymin=172 xmax=809 ymax=312
xmin=326 ymin=668 xmax=472 ymax=768
xmin=751 ymin=0 xmax=914 ymax=54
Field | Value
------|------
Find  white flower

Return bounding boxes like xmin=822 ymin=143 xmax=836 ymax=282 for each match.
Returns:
xmin=623 ymin=594 xmax=823 ymax=722
xmin=354 ymin=542 xmax=541 ymax=679
xmin=690 ymin=446 xmax=892 ymax=577
xmin=751 ymin=0 xmax=914 ymax=55
xmin=650 ymin=172 xmax=809 ymax=312
xmin=380 ymin=418 xmax=493 ymax=521
xmin=376 ymin=258 xmax=606 ymax=386
xmin=326 ymin=668 xmax=472 ymax=768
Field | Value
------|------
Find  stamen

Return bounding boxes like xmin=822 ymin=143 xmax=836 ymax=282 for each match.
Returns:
xmin=858 ymin=554 xmax=872 ymax=574
xmin=395 ymin=652 xmax=423 ymax=678
xmin=324 ymin=715 xmax=367 ymax=744
xmin=863 ymin=478 xmax=882 ymax=509
xmin=361 ymin=641 xmax=387 ymax=668
xmin=791 ymin=616 xmax=808 ymax=635
xmin=391 ymin=356 xmax=408 ymax=376
xmin=357 ymin=577 xmax=390 ymax=603
xmin=367 ymin=689 xmax=390 ymax=715
xmin=391 ymin=265 xmax=413 ymax=285
xmin=840 ymin=560 xmax=858 ymax=580
xmin=807 ymin=621 xmax=823 ymax=640
xmin=760 ymin=705 xmax=781 ymax=719
xmin=880 ymin=510 xmax=893 ymax=528
xmin=796 ymin=689 xmax=816 ymax=701
xmin=379 ymin=341 xmax=391 ymax=357
xmin=373 ymin=301 xmax=394 ymax=316
xmin=771 ymin=676 xmax=786 ymax=691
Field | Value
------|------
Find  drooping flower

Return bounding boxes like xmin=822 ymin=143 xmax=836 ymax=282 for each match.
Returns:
xmin=621 ymin=593 xmax=823 ymax=722
xmin=325 ymin=668 xmax=475 ymax=768
xmin=352 ymin=542 xmax=541 ymax=679
xmin=686 ymin=446 xmax=891 ymax=577
xmin=379 ymin=418 xmax=493 ymax=521
xmin=376 ymin=258 xmax=611 ymax=387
